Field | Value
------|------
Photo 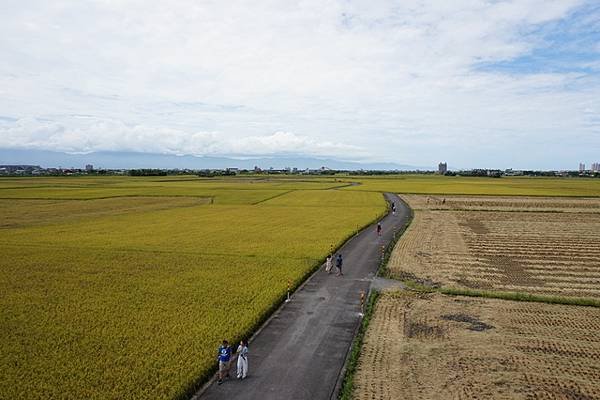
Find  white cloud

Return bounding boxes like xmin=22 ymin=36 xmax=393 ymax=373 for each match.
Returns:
xmin=0 ymin=0 xmax=598 ymax=168
xmin=0 ymin=117 xmax=363 ymax=158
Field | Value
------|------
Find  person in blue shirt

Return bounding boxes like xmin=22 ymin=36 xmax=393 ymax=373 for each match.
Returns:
xmin=336 ymin=254 xmax=343 ymax=276
xmin=217 ymin=339 xmax=232 ymax=384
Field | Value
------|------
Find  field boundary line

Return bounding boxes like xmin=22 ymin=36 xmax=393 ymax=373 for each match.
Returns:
xmin=401 ymin=280 xmax=600 ymax=308
xmin=413 ymin=208 xmax=600 ymax=214
xmin=396 ymin=191 xmax=600 ymax=198
xmin=250 ymin=190 xmax=295 ymax=205
xmin=1 ymin=242 xmax=317 ymax=262
xmin=0 ymin=194 xmax=215 ymax=201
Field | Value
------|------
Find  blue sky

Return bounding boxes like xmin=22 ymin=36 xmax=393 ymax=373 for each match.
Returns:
xmin=0 ymin=0 xmax=599 ymax=169
xmin=478 ymin=3 xmax=600 ymax=75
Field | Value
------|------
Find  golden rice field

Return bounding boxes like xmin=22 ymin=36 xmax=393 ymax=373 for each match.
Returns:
xmin=343 ymin=175 xmax=600 ymax=197
xmin=0 ymin=176 xmax=386 ymax=399
xmin=354 ymin=292 xmax=600 ymax=400
xmin=389 ymin=195 xmax=600 ymax=299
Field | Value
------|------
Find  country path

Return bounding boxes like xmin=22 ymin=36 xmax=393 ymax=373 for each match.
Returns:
xmin=194 ymin=193 xmax=411 ymax=400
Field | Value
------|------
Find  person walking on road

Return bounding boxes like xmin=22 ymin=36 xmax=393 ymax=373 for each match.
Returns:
xmin=217 ymin=339 xmax=232 ymax=384
xmin=236 ymin=339 xmax=249 ymax=380
xmin=335 ymin=254 xmax=343 ymax=276
xmin=377 ymin=222 xmax=382 ymax=236
xmin=392 ymin=202 xmax=396 ymax=216
xmin=325 ymin=254 xmax=333 ymax=274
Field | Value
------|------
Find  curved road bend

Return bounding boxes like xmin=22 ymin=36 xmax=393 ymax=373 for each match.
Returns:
xmin=195 ymin=193 xmax=410 ymax=400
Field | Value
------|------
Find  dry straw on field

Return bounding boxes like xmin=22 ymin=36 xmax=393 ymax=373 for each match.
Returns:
xmin=353 ymin=292 xmax=600 ymax=400
xmin=403 ymin=194 xmax=600 ymax=213
xmin=389 ymin=195 xmax=600 ymax=299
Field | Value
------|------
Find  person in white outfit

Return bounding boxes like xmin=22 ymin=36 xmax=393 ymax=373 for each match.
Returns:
xmin=236 ymin=339 xmax=249 ymax=379
xmin=325 ymin=254 xmax=333 ymax=274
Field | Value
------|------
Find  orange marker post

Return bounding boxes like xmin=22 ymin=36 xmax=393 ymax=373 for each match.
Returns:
xmin=359 ymin=290 xmax=366 ymax=316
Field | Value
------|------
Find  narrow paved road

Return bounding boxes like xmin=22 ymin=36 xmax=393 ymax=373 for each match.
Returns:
xmin=195 ymin=193 xmax=410 ymax=400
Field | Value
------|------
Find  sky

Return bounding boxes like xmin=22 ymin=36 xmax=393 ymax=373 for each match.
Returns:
xmin=0 ymin=0 xmax=599 ymax=170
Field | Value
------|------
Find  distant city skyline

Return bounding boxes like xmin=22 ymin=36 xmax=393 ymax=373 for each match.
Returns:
xmin=2 ymin=149 xmax=599 ymax=173
xmin=1 ymin=1 xmax=599 ymax=169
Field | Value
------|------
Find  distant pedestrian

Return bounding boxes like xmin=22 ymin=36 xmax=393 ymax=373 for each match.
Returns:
xmin=217 ymin=340 xmax=232 ymax=384
xmin=236 ymin=339 xmax=249 ymax=380
xmin=325 ymin=254 xmax=333 ymax=274
xmin=336 ymin=254 xmax=343 ymax=276
xmin=377 ymin=222 xmax=382 ymax=236
xmin=392 ymin=202 xmax=396 ymax=216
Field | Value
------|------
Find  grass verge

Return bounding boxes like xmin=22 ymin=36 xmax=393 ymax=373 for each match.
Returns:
xmin=338 ymin=290 xmax=380 ymax=400
xmin=377 ymin=197 xmax=414 ymax=278
xmin=440 ymin=287 xmax=600 ymax=307
xmin=402 ymin=280 xmax=600 ymax=308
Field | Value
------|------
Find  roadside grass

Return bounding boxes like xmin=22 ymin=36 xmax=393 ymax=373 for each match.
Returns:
xmin=377 ymin=199 xmax=413 ymax=278
xmin=338 ymin=290 xmax=380 ymax=400
xmin=402 ymin=280 xmax=600 ymax=308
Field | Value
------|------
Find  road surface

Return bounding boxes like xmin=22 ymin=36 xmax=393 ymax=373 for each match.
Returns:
xmin=194 ymin=193 xmax=410 ymax=400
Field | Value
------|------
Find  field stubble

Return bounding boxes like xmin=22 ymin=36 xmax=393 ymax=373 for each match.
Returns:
xmin=389 ymin=195 xmax=600 ymax=299
xmin=353 ymin=292 xmax=600 ymax=400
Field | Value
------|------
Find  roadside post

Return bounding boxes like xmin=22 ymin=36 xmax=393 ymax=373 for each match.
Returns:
xmin=359 ymin=290 xmax=366 ymax=316
xmin=286 ymin=279 xmax=291 ymax=302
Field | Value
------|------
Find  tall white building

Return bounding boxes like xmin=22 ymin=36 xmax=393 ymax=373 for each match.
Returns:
xmin=579 ymin=163 xmax=586 ymax=172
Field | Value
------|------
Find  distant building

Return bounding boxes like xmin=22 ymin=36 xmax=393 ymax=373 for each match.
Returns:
xmin=592 ymin=162 xmax=600 ymax=172
xmin=85 ymin=164 xmax=94 ymax=172
xmin=438 ymin=162 xmax=448 ymax=175
xmin=579 ymin=163 xmax=586 ymax=172
xmin=0 ymin=165 xmax=41 ymax=175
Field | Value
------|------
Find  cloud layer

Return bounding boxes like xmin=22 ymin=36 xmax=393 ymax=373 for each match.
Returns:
xmin=1 ymin=0 xmax=599 ymax=168
xmin=0 ymin=118 xmax=363 ymax=158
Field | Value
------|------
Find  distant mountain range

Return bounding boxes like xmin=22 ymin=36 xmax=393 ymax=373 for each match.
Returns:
xmin=0 ymin=149 xmax=431 ymax=171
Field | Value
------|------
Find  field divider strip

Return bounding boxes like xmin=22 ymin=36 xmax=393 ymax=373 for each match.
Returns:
xmin=250 ymin=190 xmax=295 ymax=205
xmin=401 ymin=280 xmax=600 ymax=308
xmin=1 ymin=242 xmax=318 ymax=262
xmin=0 ymin=194 xmax=215 ymax=201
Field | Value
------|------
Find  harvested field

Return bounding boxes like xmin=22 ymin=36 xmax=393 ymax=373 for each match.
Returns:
xmin=403 ymin=194 xmax=600 ymax=213
xmin=389 ymin=196 xmax=600 ymax=299
xmin=353 ymin=292 xmax=600 ymax=400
